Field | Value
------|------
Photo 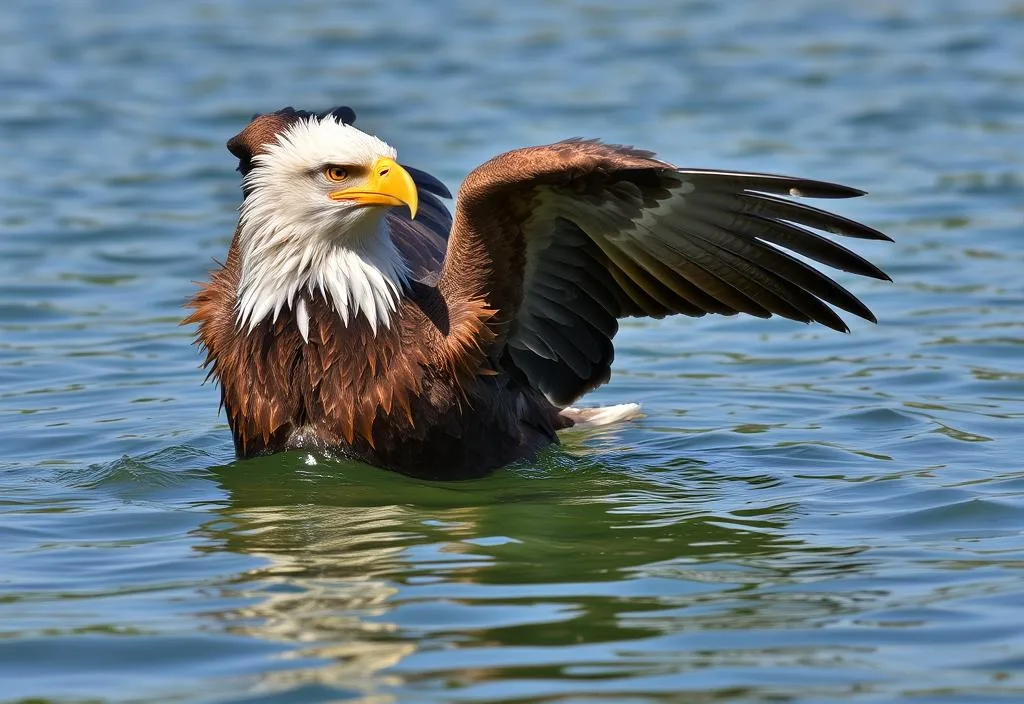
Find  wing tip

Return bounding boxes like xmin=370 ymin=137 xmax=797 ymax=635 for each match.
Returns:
xmin=787 ymin=181 xmax=866 ymax=200
xmin=835 ymin=304 xmax=880 ymax=330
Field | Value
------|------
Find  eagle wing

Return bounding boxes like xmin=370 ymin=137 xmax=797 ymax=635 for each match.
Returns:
xmin=435 ymin=140 xmax=891 ymax=406
xmin=386 ymin=165 xmax=453 ymax=283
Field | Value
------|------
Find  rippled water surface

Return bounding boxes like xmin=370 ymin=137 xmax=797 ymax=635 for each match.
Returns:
xmin=3 ymin=1 xmax=1024 ymax=701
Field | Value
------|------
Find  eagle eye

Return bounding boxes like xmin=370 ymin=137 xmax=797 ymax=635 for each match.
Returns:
xmin=324 ymin=166 xmax=348 ymax=182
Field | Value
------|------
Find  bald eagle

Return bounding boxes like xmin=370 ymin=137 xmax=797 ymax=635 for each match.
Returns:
xmin=187 ymin=106 xmax=890 ymax=478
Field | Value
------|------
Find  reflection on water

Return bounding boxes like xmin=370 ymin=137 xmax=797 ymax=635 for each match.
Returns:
xmin=195 ymin=452 xmax=845 ymax=697
xmin=207 ymin=503 xmax=414 ymax=694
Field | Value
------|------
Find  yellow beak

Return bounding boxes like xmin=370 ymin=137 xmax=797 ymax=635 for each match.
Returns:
xmin=328 ymin=157 xmax=418 ymax=219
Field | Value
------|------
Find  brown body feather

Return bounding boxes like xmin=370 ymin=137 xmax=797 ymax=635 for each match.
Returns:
xmin=187 ymin=222 xmax=566 ymax=478
xmin=188 ymin=108 xmax=890 ymax=478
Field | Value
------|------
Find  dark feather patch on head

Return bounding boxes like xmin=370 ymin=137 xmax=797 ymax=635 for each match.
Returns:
xmin=319 ymin=106 xmax=357 ymax=124
xmin=226 ymin=105 xmax=358 ymax=176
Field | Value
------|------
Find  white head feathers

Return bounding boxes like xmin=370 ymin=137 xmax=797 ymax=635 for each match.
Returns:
xmin=234 ymin=115 xmax=410 ymax=339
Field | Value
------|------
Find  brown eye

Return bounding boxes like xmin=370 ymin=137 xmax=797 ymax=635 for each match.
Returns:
xmin=324 ymin=166 xmax=348 ymax=182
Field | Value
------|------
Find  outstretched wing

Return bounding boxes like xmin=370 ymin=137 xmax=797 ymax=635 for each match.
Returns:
xmin=436 ymin=140 xmax=891 ymax=406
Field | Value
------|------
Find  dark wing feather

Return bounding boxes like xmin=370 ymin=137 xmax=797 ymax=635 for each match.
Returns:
xmin=437 ymin=141 xmax=891 ymax=406
xmin=387 ymin=167 xmax=453 ymax=283
xmin=403 ymin=165 xmax=453 ymax=199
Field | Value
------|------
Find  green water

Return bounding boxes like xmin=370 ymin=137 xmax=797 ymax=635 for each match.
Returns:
xmin=2 ymin=1 xmax=1023 ymax=701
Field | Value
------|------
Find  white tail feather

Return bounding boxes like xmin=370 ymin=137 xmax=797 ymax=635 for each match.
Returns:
xmin=560 ymin=403 xmax=643 ymax=429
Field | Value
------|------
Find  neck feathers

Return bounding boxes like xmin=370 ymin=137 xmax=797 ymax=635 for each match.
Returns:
xmin=235 ymin=209 xmax=410 ymax=339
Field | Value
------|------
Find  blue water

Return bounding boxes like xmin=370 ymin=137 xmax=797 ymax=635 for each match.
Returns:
xmin=2 ymin=1 xmax=1024 ymax=701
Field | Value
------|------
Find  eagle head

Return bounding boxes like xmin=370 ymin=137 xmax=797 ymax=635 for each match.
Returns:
xmin=226 ymin=107 xmax=417 ymax=335
xmin=230 ymin=108 xmax=418 ymax=237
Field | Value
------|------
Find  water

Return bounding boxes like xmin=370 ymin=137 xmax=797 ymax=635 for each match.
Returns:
xmin=2 ymin=0 xmax=1023 ymax=701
